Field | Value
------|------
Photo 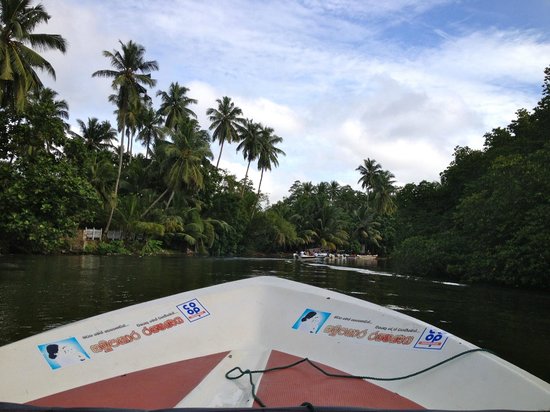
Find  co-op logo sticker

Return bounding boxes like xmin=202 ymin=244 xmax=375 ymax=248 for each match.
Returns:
xmin=177 ymin=298 xmax=210 ymax=322
xmin=292 ymin=309 xmax=331 ymax=334
xmin=414 ymin=328 xmax=448 ymax=350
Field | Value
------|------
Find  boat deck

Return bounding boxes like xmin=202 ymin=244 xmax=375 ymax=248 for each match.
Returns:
xmin=28 ymin=349 xmax=423 ymax=409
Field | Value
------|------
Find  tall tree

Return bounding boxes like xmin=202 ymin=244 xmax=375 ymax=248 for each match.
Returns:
xmin=108 ymin=90 xmax=146 ymax=157
xmin=236 ymin=119 xmax=262 ymax=193
xmin=71 ymin=117 xmax=116 ymax=152
xmin=0 ymin=0 xmax=67 ymax=111
xmin=372 ymin=169 xmax=396 ymax=215
xmin=351 ymin=204 xmax=382 ymax=253
xmin=327 ymin=181 xmax=341 ymax=204
xmin=356 ymin=158 xmax=382 ymax=195
xmin=206 ymin=96 xmax=244 ymax=168
xmin=141 ymin=118 xmax=212 ymax=218
xmin=156 ymin=82 xmax=197 ymax=131
xmin=356 ymin=158 xmax=396 ymax=214
xmin=92 ymin=40 xmax=158 ymax=236
xmin=136 ymin=102 xmax=165 ymax=159
xmin=85 ymin=152 xmax=116 ymax=208
xmin=256 ymin=125 xmax=285 ymax=196
xmin=25 ymin=87 xmax=68 ymax=156
xmin=164 ymin=118 xmax=212 ymax=207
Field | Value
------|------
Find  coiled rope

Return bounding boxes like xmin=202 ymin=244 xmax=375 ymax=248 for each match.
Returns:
xmin=225 ymin=348 xmax=493 ymax=407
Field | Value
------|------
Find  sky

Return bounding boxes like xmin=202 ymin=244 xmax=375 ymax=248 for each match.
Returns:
xmin=38 ymin=0 xmax=550 ymax=204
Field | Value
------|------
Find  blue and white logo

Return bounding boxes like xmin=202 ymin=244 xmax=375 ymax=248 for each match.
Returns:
xmin=177 ymin=298 xmax=210 ymax=322
xmin=38 ymin=337 xmax=91 ymax=370
xmin=292 ymin=309 xmax=331 ymax=334
xmin=414 ymin=328 xmax=448 ymax=350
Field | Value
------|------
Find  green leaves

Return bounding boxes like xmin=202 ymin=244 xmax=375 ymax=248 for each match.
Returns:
xmin=0 ymin=0 xmax=67 ymax=111
xmin=392 ymin=67 xmax=550 ymax=288
xmin=0 ymin=156 xmax=101 ymax=253
xmin=207 ymin=96 xmax=244 ymax=168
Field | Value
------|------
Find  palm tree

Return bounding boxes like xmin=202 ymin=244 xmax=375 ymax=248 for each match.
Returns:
xmin=236 ymin=119 xmax=262 ymax=194
xmin=71 ymin=118 xmax=117 ymax=152
xmin=86 ymin=152 xmax=116 ymax=207
xmin=179 ymin=207 xmax=230 ymax=254
xmin=351 ymin=204 xmax=382 ymax=253
xmin=206 ymin=96 xmax=244 ymax=168
xmin=136 ymin=102 xmax=165 ymax=159
xmin=0 ymin=0 xmax=67 ymax=111
xmin=266 ymin=210 xmax=300 ymax=249
xmin=327 ymin=181 xmax=341 ymax=204
xmin=108 ymin=90 xmax=147 ymax=157
xmin=92 ymin=40 xmax=158 ymax=236
xmin=165 ymin=118 xmax=212 ymax=201
xmin=311 ymin=200 xmax=348 ymax=251
xmin=141 ymin=118 xmax=213 ymax=218
xmin=156 ymin=82 xmax=197 ymax=131
xmin=356 ymin=158 xmax=382 ymax=195
xmin=372 ymin=170 xmax=397 ymax=215
xmin=256 ymin=125 xmax=285 ymax=196
xmin=357 ymin=158 xmax=397 ymax=215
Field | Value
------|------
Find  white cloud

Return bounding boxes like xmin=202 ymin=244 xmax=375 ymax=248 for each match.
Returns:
xmin=420 ymin=30 xmax=550 ymax=83
xmin=33 ymin=0 xmax=550 ymax=203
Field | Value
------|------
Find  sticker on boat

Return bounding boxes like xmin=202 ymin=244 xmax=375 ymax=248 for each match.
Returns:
xmin=414 ymin=328 xmax=448 ymax=350
xmin=177 ymin=298 xmax=210 ymax=322
xmin=89 ymin=330 xmax=141 ymax=354
xmin=292 ymin=309 xmax=331 ymax=334
xmin=37 ymin=337 xmax=90 ymax=370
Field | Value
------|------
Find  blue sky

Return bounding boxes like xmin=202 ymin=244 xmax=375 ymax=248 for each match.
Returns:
xmin=40 ymin=0 xmax=550 ymax=203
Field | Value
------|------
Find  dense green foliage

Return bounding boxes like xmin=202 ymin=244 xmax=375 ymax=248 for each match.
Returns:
xmin=0 ymin=156 xmax=100 ymax=253
xmin=263 ymin=180 xmax=392 ymax=255
xmin=392 ymin=67 xmax=550 ymax=288
xmin=0 ymin=0 xmax=67 ymax=112
xmin=0 ymin=1 xmax=548 ymax=289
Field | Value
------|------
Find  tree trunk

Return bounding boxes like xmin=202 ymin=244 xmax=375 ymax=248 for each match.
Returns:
xmin=104 ymin=128 xmax=125 ymax=237
xmin=216 ymin=139 xmax=225 ymax=168
xmin=165 ymin=190 xmax=175 ymax=210
xmin=140 ymin=187 xmax=170 ymax=219
xmin=256 ymin=169 xmax=264 ymax=196
xmin=127 ymin=132 xmax=133 ymax=164
xmin=251 ymin=169 xmax=265 ymax=219
xmin=240 ymin=160 xmax=251 ymax=197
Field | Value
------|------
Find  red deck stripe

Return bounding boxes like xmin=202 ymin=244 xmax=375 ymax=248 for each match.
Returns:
xmin=254 ymin=350 xmax=424 ymax=409
xmin=28 ymin=351 xmax=229 ymax=409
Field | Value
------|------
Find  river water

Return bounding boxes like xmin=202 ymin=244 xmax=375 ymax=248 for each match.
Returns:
xmin=0 ymin=255 xmax=548 ymax=382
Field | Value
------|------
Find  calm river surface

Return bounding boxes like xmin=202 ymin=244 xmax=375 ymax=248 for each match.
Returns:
xmin=0 ymin=255 xmax=548 ymax=382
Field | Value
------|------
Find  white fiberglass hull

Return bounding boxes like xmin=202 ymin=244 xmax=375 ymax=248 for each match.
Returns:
xmin=0 ymin=276 xmax=548 ymax=410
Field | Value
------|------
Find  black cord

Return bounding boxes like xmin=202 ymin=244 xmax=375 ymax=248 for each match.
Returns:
xmin=225 ymin=348 xmax=494 ymax=408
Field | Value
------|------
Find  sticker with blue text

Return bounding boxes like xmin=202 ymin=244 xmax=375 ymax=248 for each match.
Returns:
xmin=177 ymin=298 xmax=210 ymax=322
xmin=414 ymin=328 xmax=448 ymax=350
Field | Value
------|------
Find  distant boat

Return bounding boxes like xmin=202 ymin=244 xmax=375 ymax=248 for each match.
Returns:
xmin=293 ymin=251 xmax=324 ymax=259
xmin=0 ymin=276 xmax=549 ymax=410
xmin=354 ymin=254 xmax=378 ymax=260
